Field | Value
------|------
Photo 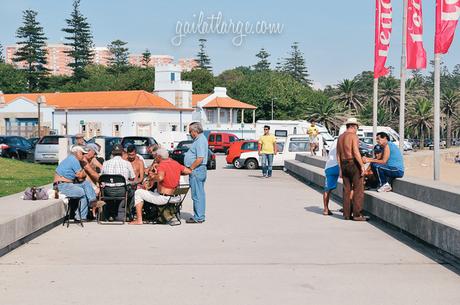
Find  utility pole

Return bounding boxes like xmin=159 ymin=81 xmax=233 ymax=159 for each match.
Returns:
xmin=65 ymin=109 xmax=69 ymax=135
xmin=433 ymin=53 xmax=441 ymax=180
xmin=399 ymin=0 xmax=408 ymax=155
xmin=37 ymin=99 xmax=42 ymax=138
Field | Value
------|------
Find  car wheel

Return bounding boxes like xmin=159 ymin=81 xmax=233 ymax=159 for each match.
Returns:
xmin=211 ymin=160 xmax=216 ymax=170
xmin=245 ymin=159 xmax=258 ymax=170
xmin=10 ymin=152 xmax=19 ymax=160
xmin=233 ymin=158 xmax=243 ymax=169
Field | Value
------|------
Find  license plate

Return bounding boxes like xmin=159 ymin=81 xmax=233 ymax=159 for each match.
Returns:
xmin=43 ymin=154 xmax=56 ymax=158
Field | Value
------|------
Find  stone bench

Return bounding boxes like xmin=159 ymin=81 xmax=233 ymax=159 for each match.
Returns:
xmin=0 ymin=187 xmax=66 ymax=256
xmin=285 ymin=157 xmax=460 ymax=261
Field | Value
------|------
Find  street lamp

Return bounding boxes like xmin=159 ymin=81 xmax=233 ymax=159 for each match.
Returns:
xmin=65 ymin=109 xmax=69 ymax=135
xmin=271 ymin=97 xmax=277 ymax=120
xmin=37 ymin=97 xmax=42 ymax=138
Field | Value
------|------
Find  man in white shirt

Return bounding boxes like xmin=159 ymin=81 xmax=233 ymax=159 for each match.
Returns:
xmin=323 ymin=139 xmax=339 ymax=215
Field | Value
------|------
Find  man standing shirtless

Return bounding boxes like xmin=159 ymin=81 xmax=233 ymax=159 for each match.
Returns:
xmin=126 ymin=145 xmax=145 ymax=185
xmin=337 ymin=118 xmax=367 ymax=221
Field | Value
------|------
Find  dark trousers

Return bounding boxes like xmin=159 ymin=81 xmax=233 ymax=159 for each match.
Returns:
xmin=102 ymin=186 xmax=135 ymax=220
xmin=341 ymin=159 xmax=364 ymax=219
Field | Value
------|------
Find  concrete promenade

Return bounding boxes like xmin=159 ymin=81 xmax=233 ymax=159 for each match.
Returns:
xmin=0 ymin=156 xmax=459 ymax=305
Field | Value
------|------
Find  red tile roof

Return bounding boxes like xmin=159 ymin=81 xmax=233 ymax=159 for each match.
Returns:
xmin=203 ymin=97 xmax=257 ymax=110
xmin=192 ymin=94 xmax=211 ymax=107
xmin=1 ymin=90 xmax=192 ymax=111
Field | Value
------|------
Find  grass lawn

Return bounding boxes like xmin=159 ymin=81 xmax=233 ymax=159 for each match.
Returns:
xmin=0 ymin=158 xmax=56 ymax=197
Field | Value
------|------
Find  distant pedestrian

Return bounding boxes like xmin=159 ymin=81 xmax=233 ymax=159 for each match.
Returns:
xmin=455 ymin=153 xmax=460 ymax=164
xmin=184 ymin=122 xmax=208 ymax=224
xmin=307 ymin=120 xmax=320 ymax=155
xmin=258 ymin=125 xmax=277 ymax=178
xmin=337 ymin=118 xmax=367 ymax=221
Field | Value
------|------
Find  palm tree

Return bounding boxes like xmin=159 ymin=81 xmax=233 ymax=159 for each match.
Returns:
xmin=441 ymin=89 xmax=460 ymax=148
xmin=407 ymin=98 xmax=433 ymax=149
xmin=333 ymin=79 xmax=366 ymax=112
xmin=306 ymin=98 xmax=347 ymax=133
xmin=378 ymin=77 xmax=400 ymax=117
xmin=358 ymin=101 xmax=392 ymax=126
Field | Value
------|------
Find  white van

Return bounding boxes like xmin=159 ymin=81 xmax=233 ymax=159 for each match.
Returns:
xmin=255 ymin=120 xmax=335 ymax=151
xmin=236 ymin=134 xmax=324 ymax=169
xmin=338 ymin=125 xmax=412 ymax=151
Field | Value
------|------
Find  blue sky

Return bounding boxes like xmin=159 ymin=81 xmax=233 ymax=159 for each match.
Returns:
xmin=0 ymin=0 xmax=459 ymax=88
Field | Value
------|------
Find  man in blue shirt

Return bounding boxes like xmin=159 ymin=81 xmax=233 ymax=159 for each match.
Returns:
xmin=363 ymin=132 xmax=404 ymax=192
xmin=184 ymin=122 xmax=208 ymax=223
xmin=54 ymin=146 xmax=97 ymax=220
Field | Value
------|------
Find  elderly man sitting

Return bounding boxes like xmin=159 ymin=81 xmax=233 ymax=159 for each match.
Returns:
xmin=54 ymin=146 xmax=97 ymax=221
xmin=129 ymin=148 xmax=191 ymax=225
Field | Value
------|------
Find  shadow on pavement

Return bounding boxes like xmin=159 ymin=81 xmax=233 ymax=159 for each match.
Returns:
xmin=304 ymin=206 xmax=344 ymax=220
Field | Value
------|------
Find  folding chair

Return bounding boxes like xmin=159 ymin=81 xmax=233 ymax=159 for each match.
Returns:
xmin=97 ymin=174 xmax=129 ymax=225
xmin=164 ymin=184 xmax=190 ymax=226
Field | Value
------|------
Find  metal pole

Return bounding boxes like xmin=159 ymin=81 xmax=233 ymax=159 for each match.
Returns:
xmin=37 ymin=101 xmax=41 ymax=138
xmin=433 ymin=53 xmax=441 ymax=180
xmin=399 ymin=0 xmax=408 ymax=155
xmin=271 ymin=99 xmax=274 ymax=120
xmin=65 ymin=109 xmax=68 ymax=135
xmin=373 ymin=78 xmax=379 ymax=145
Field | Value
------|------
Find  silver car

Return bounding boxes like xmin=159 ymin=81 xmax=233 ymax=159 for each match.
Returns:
xmin=34 ymin=135 xmax=79 ymax=163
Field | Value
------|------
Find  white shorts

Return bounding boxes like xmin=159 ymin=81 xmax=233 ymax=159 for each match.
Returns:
xmin=134 ymin=189 xmax=179 ymax=206
xmin=309 ymin=136 xmax=319 ymax=144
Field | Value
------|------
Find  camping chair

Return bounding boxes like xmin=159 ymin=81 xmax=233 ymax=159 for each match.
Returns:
xmin=163 ymin=184 xmax=190 ymax=226
xmin=97 ymin=174 xmax=129 ymax=225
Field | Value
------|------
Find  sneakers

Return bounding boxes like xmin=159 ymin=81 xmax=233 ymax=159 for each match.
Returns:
xmin=377 ymin=183 xmax=392 ymax=192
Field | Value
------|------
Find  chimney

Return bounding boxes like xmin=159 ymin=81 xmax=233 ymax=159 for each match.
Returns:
xmin=0 ymin=91 xmax=5 ymax=106
xmin=213 ymin=87 xmax=227 ymax=97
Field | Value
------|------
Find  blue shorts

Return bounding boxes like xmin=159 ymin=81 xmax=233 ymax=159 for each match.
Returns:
xmin=324 ymin=165 xmax=340 ymax=191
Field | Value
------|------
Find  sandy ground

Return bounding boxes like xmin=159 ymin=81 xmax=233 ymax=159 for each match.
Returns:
xmin=404 ymin=147 xmax=460 ymax=186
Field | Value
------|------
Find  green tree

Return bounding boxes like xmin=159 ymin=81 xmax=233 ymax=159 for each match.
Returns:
xmin=182 ymin=68 xmax=216 ymax=94
xmin=407 ymin=98 xmax=433 ymax=149
xmin=141 ymin=49 xmax=151 ymax=67
xmin=0 ymin=43 xmax=4 ymax=63
xmin=14 ymin=10 xmax=48 ymax=92
xmin=358 ymin=101 xmax=392 ymax=126
xmin=253 ymin=48 xmax=270 ymax=71
xmin=306 ymin=96 xmax=347 ymax=133
xmin=62 ymin=0 xmax=94 ymax=81
xmin=107 ymin=39 xmax=129 ymax=73
xmin=352 ymin=71 xmax=373 ymax=98
xmin=378 ymin=77 xmax=400 ymax=117
xmin=282 ymin=42 xmax=312 ymax=86
xmin=333 ymin=79 xmax=365 ymax=111
xmin=441 ymin=89 xmax=460 ymax=148
xmin=0 ymin=63 xmax=28 ymax=93
xmin=196 ymin=38 xmax=212 ymax=71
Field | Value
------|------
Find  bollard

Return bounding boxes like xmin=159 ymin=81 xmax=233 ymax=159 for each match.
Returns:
xmin=58 ymin=137 xmax=69 ymax=163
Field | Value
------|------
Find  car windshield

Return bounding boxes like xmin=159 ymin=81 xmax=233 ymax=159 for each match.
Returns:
xmin=361 ymin=138 xmax=373 ymax=145
xmin=38 ymin=136 xmax=63 ymax=145
xmin=320 ymin=132 xmax=334 ymax=141
xmin=123 ymin=138 xmax=149 ymax=146
xmin=241 ymin=142 xmax=257 ymax=150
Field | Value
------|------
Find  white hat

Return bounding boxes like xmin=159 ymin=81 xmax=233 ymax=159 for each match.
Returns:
xmin=71 ymin=144 xmax=89 ymax=154
xmin=344 ymin=117 xmax=360 ymax=127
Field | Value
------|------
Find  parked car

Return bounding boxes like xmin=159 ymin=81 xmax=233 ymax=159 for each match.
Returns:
xmin=170 ymin=140 xmax=216 ymax=170
xmin=87 ymin=136 xmax=122 ymax=160
xmin=0 ymin=136 xmax=34 ymax=160
xmin=34 ymin=135 xmax=82 ymax=163
xmin=226 ymin=140 xmax=258 ymax=169
xmin=208 ymin=132 xmax=239 ymax=153
xmin=28 ymin=137 xmax=40 ymax=148
xmin=121 ymin=136 xmax=157 ymax=159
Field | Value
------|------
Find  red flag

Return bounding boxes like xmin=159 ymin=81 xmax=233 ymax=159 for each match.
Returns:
xmin=406 ymin=0 xmax=427 ymax=69
xmin=435 ymin=0 xmax=460 ymax=54
xmin=374 ymin=0 xmax=393 ymax=78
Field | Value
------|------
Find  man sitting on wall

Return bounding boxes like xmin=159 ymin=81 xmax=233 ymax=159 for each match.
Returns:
xmin=363 ymin=132 xmax=404 ymax=192
xmin=129 ymin=148 xmax=191 ymax=225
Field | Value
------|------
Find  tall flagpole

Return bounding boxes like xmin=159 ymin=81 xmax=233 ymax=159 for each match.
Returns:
xmin=373 ymin=78 xmax=379 ymax=145
xmin=433 ymin=53 xmax=441 ymax=180
xmin=399 ymin=0 xmax=408 ymax=154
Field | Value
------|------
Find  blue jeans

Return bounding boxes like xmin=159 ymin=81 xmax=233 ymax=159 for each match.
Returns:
xmin=371 ymin=163 xmax=404 ymax=187
xmin=189 ymin=165 xmax=207 ymax=221
xmin=58 ymin=180 xmax=97 ymax=220
xmin=260 ymin=154 xmax=274 ymax=176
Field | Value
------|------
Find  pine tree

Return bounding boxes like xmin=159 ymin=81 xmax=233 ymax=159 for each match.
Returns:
xmin=107 ymin=39 xmax=129 ymax=72
xmin=282 ymin=42 xmax=312 ymax=86
xmin=196 ymin=38 xmax=212 ymax=71
xmin=14 ymin=10 xmax=48 ymax=92
xmin=0 ymin=43 xmax=4 ymax=63
xmin=253 ymin=48 xmax=271 ymax=71
xmin=62 ymin=0 xmax=94 ymax=80
xmin=141 ymin=49 xmax=151 ymax=68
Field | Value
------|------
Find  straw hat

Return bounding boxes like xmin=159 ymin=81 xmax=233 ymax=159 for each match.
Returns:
xmin=344 ymin=117 xmax=360 ymax=127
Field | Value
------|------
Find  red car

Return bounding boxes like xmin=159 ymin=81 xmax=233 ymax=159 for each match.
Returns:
xmin=208 ymin=132 xmax=239 ymax=153
xmin=226 ymin=140 xmax=258 ymax=168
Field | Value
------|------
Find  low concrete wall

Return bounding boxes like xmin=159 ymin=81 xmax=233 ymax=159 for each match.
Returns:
xmin=294 ymin=154 xmax=460 ymax=214
xmin=0 ymin=191 xmax=66 ymax=256
xmin=285 ymin=159 xmax=460 ymax=260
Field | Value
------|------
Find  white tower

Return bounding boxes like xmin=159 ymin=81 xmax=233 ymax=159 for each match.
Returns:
xmin=153 ymin=64 xmax=193 ymax=108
